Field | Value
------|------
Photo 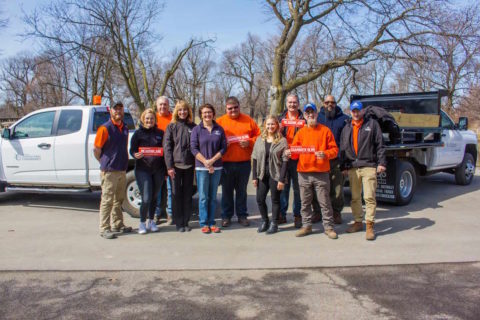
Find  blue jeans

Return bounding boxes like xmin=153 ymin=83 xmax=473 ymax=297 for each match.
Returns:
xmin=221 ymin=161 xmax=251 ymax=219
xmin=280 ymin=159 xmax=301 ymax=217
xmin=155 ymin=177 xmax=172 ymax=217
xmin=135 ymin=168 xmax=165 ymax=222
xmin=196 ymin=169 xmax=222 ymax=227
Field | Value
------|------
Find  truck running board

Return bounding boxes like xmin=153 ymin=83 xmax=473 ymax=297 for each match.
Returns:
xmin=5 ymin=187 xmax=92 ymax=194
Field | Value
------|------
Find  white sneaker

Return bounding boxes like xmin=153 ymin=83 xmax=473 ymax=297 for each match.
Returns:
xmin=138 ymin=222 xmax=147 ymax=234
xmin=149 ymin=220 xmax=159 ymax=232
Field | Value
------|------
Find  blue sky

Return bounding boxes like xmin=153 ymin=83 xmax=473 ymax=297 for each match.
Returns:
xmin=1 ymin=0 xmax=279 ymax=58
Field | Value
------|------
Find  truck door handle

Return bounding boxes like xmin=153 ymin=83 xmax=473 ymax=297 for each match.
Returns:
xmin=37 ymin=143 xmax=51 ymax=149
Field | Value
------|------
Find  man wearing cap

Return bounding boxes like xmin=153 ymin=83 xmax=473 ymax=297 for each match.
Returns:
xmin=286 ymin=103 xmax=339 ymax=238
xmin=217 ymin=96 xmax=261 ymax=227
xmin=340 ymin=100 xmax=386 ymax=240
xmin=317 ymin=95 xmax=348 ymax=224
xmin=94 ymin=102 xmax=133 ymax=239
xmin=154 ymin=96 xmax=173 ymax=225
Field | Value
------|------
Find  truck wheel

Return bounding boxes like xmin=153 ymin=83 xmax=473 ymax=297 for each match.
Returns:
xmin=455 ymin=153 xmax=475 ymax=185
xmin=394 ymin=160 xmax=416 ymax=206
xmin=122 ymin=171 xmax=140 ymax=218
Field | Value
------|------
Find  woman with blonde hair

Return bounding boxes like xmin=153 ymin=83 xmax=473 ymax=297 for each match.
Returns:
xmin=251 ymin=115 xmax=289 ymax=234
xmin=163 ymin=100 xmax=196 ymax=232
xmin=129 ymin=109 xmax=166 ymax=234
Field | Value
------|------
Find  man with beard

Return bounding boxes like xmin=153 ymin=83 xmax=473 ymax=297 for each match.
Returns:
xmin=286 ymin=103 xmax=338 ymax=238
xmin=317 ymin=95 xmax=348 ymax=224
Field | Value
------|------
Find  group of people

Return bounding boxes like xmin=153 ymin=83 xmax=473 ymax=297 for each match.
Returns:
xmin=94 ymin=93 xmax=386 ymax=241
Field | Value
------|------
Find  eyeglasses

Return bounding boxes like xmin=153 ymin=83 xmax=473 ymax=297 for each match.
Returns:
xmin=227 ymin=106 xmax=239 ymax=111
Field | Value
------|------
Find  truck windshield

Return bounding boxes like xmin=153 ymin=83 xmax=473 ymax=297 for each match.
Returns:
xmin=93 ymin=112 xmax=135 ymax=132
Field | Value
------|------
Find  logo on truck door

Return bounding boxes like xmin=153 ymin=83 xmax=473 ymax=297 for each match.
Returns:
xmin=15 ymin=154 xmax=41 ymax=161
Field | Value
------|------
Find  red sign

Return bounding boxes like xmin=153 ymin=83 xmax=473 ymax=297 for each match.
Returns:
xmin=290 ymin=146 xmax=315 ymax=154
xmin=227 ymin=134 xmax=249 ymax=143
xmin=139 ymin=147 xmax=163 ymax=156
xmin=281 ymin=119 xmax=305 ymax=128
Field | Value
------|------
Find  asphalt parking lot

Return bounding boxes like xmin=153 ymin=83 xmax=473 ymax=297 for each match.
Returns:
xmin=1 ymin=172 xmax=479 ymax=319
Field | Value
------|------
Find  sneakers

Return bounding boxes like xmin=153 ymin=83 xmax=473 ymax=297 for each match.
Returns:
xmin=222 ymin=218 xmax=231 ymax=227
xmin=149 ymin=220 xmax=159 ymax=232
xmin=346 ymin=222 xmax=363 ymax=233
xmin=295 ymin=226 xmax=313 ymax=237
xmin=155 ymin=216 xmax=162 ymax=225
xmin=111 ymin=226 xmax=133 ymax=233
xmin=324 ymin=228 xmax=338 ymax=239
xmin=238 ymin=217 xmax=250 ymax=227
xmin=210 ymin=226 xmax=221 ymax=233
xmin=138 ymin=222 xmax=147 ymax=235
xmin=201 ymin=226 xmax=211 ymax=234
xmin=166 ymin=215 xmax=174 ymax=225
xmin=100 ymin=230 xmax=117 ymax=239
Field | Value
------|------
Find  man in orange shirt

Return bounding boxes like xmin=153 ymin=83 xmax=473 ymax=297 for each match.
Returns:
xmin=94 ymin=102 xmax=132 ymax=239
xmin=154 ymin=96 xmax=173 ymax=225
xmin=217 ymin=96 xmax=261 ymax=227
xmin=286 ymin=103 xmax=338 ymax=238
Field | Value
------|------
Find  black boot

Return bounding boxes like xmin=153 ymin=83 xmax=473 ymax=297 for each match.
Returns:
xmin=257 ymin=220 xmax=269 ymax=233
xmin=266 ymin=222 xmax=278 ymax=234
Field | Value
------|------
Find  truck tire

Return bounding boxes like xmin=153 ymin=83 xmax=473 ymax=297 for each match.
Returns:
xmin=122 ymin=171 xmax=140 ymax=218
xmin=455 ymin=153 xmax=475 ymax=186
xmin=394 ymin=160 xmax=416 ymax=206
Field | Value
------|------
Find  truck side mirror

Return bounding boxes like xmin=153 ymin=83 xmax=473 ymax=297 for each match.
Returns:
xmin=2 ymin=128 xmax=11 ymax=139
xmin=457 ymin=117 xmax=468 ymax=130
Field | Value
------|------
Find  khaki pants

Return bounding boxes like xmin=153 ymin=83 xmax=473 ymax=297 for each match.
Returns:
xmin=348 ymin=167 xmax=377 ymax=223
xmin=99 ymin=171 xmax=127 ymax=232
xmin=298 ymin=172 xmax=334 ymax=229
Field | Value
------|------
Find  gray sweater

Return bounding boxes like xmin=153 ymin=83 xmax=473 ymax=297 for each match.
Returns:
xmin=251 ymin=137 xmax=289 ymax=182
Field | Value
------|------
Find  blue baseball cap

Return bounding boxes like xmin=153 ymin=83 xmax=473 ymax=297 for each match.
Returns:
xmin=350 ymin=100 xmax=363 ymax=111
xmin=303 ymin=103 xmax=317 ymax=113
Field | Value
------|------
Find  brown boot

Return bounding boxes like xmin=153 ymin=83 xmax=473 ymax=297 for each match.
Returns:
xmin=295 ymin=226 xmax=312 ymax=237
xmin=333 ymin=211 xmax=342 ymax=224
xmin=324 ymin=228 xmax=338 ymax=239
xmin=346 ymin=221 xmax=363 ymax=233
xmin=366 ymin=221 xmax=375 ymax=241
xmin=294 ymin=216 xmax=303 ymax=229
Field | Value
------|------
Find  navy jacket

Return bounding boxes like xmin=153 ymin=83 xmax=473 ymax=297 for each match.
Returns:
xmin=99 ymin=119 xmax=129 ymax=172
xmin=317 ymin=106 xmax=348 ymax=147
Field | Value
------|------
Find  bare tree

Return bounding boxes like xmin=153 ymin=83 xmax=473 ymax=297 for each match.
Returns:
xmin=24 ymin=0 xmax=212 ymax=111
xmin=221 ymin=33 xmax=268 ymax=118
xmin=264 ymin=0 xmax=442 ymax=114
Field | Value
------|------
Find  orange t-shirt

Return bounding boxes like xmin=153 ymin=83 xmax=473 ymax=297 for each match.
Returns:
xmin=291 ymin=124 xmax=338 ymax=173
xmin=156 ymin=113 xmax=172 ymax=132
xmin=352 ymin=119 xmax=364 ymax=155
xmin=216 ymin=113 xmax=261 ymax=162
xmin=94 ymin=119 xmax=124 ymax=148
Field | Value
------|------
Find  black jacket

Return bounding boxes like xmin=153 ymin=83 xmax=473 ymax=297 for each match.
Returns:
xmin=163 ymin=120 xmax=196 ymax=169
xmin=129 ymin=126 xmax=166 ymax=173
xmin=340 ymin=117 xmax=386 ymax=170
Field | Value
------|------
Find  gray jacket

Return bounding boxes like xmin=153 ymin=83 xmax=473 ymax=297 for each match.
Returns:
xmin=252 ymin=137 xmax=289 ymax=182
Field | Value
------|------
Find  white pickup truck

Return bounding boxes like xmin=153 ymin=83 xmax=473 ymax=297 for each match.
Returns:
xmin=0 ymin=105 xmax=143 ymax=217
xmin=351 ymin=91 xmax=478 ymax=205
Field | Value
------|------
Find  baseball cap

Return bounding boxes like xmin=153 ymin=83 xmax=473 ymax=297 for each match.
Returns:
xmin=350 ymin=101 xmax=363 ymax=111
xmin=303 ymin=103 xmax=317 ymax=113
